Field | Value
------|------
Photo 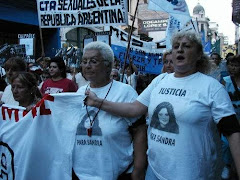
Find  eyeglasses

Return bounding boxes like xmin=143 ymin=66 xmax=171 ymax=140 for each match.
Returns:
xmin=111 ymin=74 xmax=118 ymax=78
xmin=81 ymin=58 xmax=105 ymax=66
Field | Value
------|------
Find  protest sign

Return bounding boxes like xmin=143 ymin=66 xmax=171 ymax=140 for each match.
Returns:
xmin=9 ymin=44 xmax=26 ymax=57
xmin=37 ymin=0 xmax=128 ymax=28
xmin=18 ymin=34 xmax=35 ymax=56
xmin=0 ymin=44 xmax=27 ymax=66
xmin=0 ymin=44 xmax=9 ymax=66
xmin=110 ymin=27 xmax=164 ymax=74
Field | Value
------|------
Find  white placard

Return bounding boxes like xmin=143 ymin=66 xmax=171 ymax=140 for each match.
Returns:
xmin=19 ymin=38 xmax=34 ymax=56
xmin=37 ymin=0 xmax=128 ymax=28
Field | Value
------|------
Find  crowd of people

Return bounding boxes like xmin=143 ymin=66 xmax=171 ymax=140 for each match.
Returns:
xmin=0 ymin=31 xmax=240 ymax=180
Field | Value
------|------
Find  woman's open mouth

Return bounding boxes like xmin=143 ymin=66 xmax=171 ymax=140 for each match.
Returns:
xmin=176 ymin=55 xmax=185 ymax=60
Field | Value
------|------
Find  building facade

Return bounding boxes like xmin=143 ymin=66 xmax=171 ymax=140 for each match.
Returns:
xmin=0 ymin=0 xmax=60 ymax=61
xmin=1 ymin=0 xmax=236 ymax=63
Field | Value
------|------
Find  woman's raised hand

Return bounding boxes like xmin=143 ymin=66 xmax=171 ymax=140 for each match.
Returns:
xmin=84 ymin=89 xmax=101 ymax=108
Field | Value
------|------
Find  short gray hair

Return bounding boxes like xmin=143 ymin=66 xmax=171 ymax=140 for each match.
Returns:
xmin=111 ymin=68 xmax=119 ymax=74
xmin=171 ymin=31 xmax=210 ymax=74
xmin=83 ymin=41 xmax=114 ymax=67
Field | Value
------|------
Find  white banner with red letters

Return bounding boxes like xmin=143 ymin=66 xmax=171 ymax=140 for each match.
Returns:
xmin=0 ymin=93 xmax=84 ymax=180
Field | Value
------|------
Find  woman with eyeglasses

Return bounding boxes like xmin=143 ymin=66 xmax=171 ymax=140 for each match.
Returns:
xmin=73 ymin=41 xmax=147 ymax=180
xmin=110 ymin=68 xmax=120 ymax=81
xmin=40 ymin=57 xmax=77 ymax=96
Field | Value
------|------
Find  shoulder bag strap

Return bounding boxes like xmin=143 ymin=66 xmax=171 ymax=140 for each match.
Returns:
xmin=230 ymin=76 xmax=240 ymax=98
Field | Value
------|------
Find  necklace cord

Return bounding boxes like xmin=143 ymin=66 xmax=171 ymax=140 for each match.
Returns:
xmin=85 ymin=80 xmax=113 ymax=127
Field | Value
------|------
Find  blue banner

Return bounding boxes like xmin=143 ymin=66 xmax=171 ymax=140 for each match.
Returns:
xmin=111 ymin=44 xmax=163 ymax=74
xmin=201 ymin=30 xmax=205 ymax=46
xmin=204 ymin=40 xmax=211 ymax=55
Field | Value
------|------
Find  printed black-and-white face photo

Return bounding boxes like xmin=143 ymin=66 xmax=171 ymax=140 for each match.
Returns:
xmin=9 ymin=47 xmax=16 ymax=55
xmin=84 ymin=116 xmax=92 ymax=129
xmin=76 ymin=110 xmax=102 ymax=136
xmin=158 ymin=107 xmax=170 ymax=128
xmin=150 ymin=102 xmax=179 ymax=134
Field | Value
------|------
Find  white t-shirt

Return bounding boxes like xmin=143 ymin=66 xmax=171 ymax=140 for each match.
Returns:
xmin=121 ymin=73 xmax=138 ymax=90
xmin=67 ymin=72 xmax=89 ymax=88
xmin=137 ymin=72 xmax=235 ymax=180
xmin=73 ymin=80 xmax=138 ymax=180
xmin=1 ymin=85 xmax=19 ymax=106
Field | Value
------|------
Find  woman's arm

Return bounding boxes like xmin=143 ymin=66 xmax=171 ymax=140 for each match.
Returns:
xmin=129 ymin=57 xmax=138 ymax=75
xmin=227 ymin=132 xmax=240 ymax=177
xmin=131 ymin=62 xmax=139 ymax=75
xmin=85 ymin=90 xmax=147 ymax=118
xmin=131 ymin=123 xmax=148 ymax=180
